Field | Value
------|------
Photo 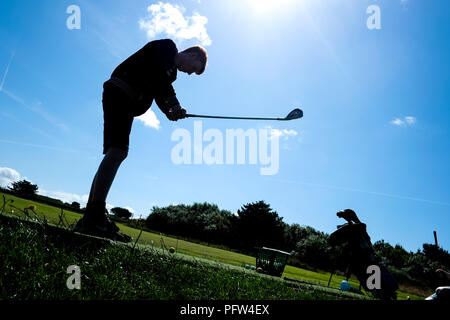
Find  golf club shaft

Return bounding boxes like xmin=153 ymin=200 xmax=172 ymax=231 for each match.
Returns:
xmin=185 ymin=114 xmax=287 ymax=121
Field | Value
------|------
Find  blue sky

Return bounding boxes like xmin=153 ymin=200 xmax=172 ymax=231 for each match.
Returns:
xmin=0 ymin=0 xmax=449 ymax=252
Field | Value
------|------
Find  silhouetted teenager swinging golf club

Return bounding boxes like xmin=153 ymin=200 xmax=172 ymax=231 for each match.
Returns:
xmin=74 ymin=38 xmax=303 ymax=243
xmin=186 ymin=108 xmax=303 ymax=121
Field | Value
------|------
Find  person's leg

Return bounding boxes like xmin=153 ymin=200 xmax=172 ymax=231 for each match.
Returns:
xmin=75 ymin=82 xmax=134 ymax=242
xmin=78 ymin=81 xmax=131 ymax=215
xmin=87 ymin=147 xmax=128 ymax=206
xmin=84 ymin=147 xmax=128 ymax=222
xmin=85 ymin=81 xmax=133 ymax=218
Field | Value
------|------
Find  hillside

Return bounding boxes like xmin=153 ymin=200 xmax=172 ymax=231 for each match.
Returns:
xmin=0 ymin=192 xmax=426 ymax=300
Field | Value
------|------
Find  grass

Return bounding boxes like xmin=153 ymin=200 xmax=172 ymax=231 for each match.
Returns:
xmin=0 ymin=213 xmax=367 ymax=300
xmin=0 ymin=192 xmax=426 ymax=300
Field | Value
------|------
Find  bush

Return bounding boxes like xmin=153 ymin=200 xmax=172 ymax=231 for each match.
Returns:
xmin=111 ymin=207 xmax=133 ymax=220
xmin=8 ymin=180 xmax=38 ymax=199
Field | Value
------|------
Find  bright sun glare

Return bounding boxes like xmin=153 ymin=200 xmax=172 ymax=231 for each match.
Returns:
xmin=246 ymin=0 xmax=299 ymax=15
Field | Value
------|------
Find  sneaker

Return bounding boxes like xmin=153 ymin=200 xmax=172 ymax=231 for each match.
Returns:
xmin=74 ymin=215 xmax=132 ymax=242
xmin=73 ymin=201 xmax=132 ymax=242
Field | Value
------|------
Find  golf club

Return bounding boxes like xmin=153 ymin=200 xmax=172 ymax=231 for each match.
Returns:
xmin=186 ymin=108 xmax=303 ymax=121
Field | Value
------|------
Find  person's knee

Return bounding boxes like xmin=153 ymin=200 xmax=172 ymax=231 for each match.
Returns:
xmin=106 ymin=147 xmax=128 ymax=162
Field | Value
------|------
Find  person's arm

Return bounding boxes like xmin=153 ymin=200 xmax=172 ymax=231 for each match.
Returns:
xmin=155 ymin=95 xmax=186 ymax=121
xmin=151 ymin=40 xmax=186 ymax=121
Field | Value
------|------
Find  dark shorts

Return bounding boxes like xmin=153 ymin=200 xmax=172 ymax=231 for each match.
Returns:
xmin=102 ymin=82 xmax=134 ymax=155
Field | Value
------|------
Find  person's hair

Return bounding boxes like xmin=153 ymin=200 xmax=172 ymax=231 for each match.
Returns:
xmin=181 ymin=46 xmax=208 ymax=74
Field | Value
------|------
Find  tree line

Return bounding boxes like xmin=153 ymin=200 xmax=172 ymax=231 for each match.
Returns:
xmin=142 ymin=200 xmax=449 ymax=291
xmin=2 ymin=179 xmax=449 ymax=291
xmin=0 ymin=180 xmax=134 ymax=219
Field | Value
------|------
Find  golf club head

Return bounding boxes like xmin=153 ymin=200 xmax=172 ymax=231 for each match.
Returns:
xmin=285 ymin=108 xmax=303 ymax=120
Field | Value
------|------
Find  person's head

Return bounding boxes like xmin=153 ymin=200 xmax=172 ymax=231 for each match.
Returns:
xmin=175 ymin=45 xmax=208 ymax=75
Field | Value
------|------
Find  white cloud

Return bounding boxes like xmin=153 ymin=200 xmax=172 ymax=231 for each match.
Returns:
xmin=390 ymin=116 xmax=416 ymax=127
xmin=38 ymin=189 xmax=89 ymax=206
xmin=124 ymin=206 xmax=135 ymax=213
xmin=405 ymin=116 xmax=416 ymax=125
xmin=0 ymin=167 xmax=90 ymax=206
xmin=0 ymin=167 xmax=21 ymax=188
xmin=1 ymin=167 xmax=125 ymax=211
xmin=136 ymin=109 xmax=161 ymax=129
xmin=124 ymin=206 xmax=138 ymax=218
xmin=139 ymin=2 xmax=212 ymax=46
xmin=390 ymin=118 xmax=405 ymax=126
xmin=282 ymin=129 xmax=298 ymax=136
xmin=268 ymin=127 xmax=299 ymax=140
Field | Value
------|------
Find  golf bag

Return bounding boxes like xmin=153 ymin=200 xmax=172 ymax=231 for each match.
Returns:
xmin=426 ymin=286 xmax=450 ymax=301
xmin=329 ymin=211 xmax=398 ymax=300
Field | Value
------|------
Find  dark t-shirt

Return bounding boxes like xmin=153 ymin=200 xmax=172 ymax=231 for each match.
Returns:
xmin=110 ymin=39 xmax=178 ymax=116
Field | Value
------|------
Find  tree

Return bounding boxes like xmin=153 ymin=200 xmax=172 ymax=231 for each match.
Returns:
xmin=373 ymin=240 xmax=410 ymax=269
xmin=235 ymin=200 xmax=285 ymax=250
xmin=146 ymin=206 xmax=172 ymax=232
xmin=422 ymin=243 xmax=450 ymax=268
xmin=8 ymin=180 xmax=38 ymax=199
xmin=284 ymin=224 xmax=312 ymax=251
xmin=294 ymin=231 xmax=333 ymax=270
xmin=71 ymin=201 xmax=81 ymax=209
xmin=110 ymin=207 xmax=133 ymax=220
xmin=188 ymin=202 xmax=234 ymax=243
xmin=145 ymin=203 xmax=236 ymax=245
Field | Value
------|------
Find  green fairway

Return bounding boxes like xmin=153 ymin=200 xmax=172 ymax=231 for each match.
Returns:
xmin=0 ymin=192 xmax=425 ymax=300
xmin=3 ymin=213 xmax=364 ymax=300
